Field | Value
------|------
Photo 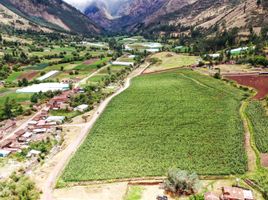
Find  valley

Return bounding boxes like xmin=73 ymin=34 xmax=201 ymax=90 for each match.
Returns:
xmin=0 ymin=0 xmax=268 ymax=200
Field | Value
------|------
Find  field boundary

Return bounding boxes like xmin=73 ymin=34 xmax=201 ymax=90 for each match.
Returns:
xmin=240 ymin=101 xmax=258 ymax=171
xmin=60 ymin=175 xmax=234 ymax=187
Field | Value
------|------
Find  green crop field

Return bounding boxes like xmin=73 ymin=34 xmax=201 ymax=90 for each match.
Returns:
xmin=6 ymin=72 xmax=22 ymax=82
xmin=145 ymin=52 xmax=198 ymax=73
xmin=245 ymin=101 xmax=268 ymax=153
xmin=74 ymin=57 xmax=111 ymax=70
xmin=0 ymin=92 xmax=32 ymax=106
xmin=62 ymin=69 xmax=247 ymax=182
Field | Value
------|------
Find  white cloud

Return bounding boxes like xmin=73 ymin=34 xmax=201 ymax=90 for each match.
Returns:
xmin=63 ymin=0 xmax=123 ymax=11
xmin=63 ymin=0 xmax=93 ymax=11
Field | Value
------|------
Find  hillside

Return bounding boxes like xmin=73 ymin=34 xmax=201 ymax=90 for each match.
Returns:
xmin=141 ymin=0 xmax=268 ymax=36
xmin=85 ymin=0 xmax=195 ymax=32
xmin=0 ymin=0 xmax=102 ymax=35
xmin=84 ymin=0 xmax=268 ymax=36
xmin=0 ymin=3 xmax=51 ymax=32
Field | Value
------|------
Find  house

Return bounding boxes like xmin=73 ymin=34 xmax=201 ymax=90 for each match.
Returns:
xmin=18 ymin=132 xmax=33 ymax=142
xmin=46 ymin=116 xmax=65 ymax=124
xmin=221 ymin=187 xmax=254 ymax=200
xmin=0 ymin=120 xmax=16 ymax=133
xmin=74 ymin=104 xmax=89 ymax=112
xmin=0 ymin=139 xmax=13 ymax=149
xmin=14 ymin=129 xmax=26 ymax=137
xmin=0 ymin=149 xmax=11 ymax=157
xmin=26 ymin=149 xmax=41 ymax=158
xmin=33 ymin=128 xmax=47 ymax=134
xmin=205 ymin=187 xmax=254 ymax=200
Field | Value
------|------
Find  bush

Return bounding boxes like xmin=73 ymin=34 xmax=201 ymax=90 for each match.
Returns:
xmin=162 ymin=168 xmax=201 ymax=196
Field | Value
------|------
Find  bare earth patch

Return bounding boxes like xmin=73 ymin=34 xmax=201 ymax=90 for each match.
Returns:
xmin=261 ymin=153 xmax=268 ymax=167
xmin=83 ymin=58 xmax=99 ymax=65
xmin=19 ymin=71 xmax=39 ymax=80
xmin=53 ymin=183 xmax=128 ymax=200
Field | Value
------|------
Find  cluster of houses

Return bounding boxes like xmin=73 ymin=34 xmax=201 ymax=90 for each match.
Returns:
xmin=0 ymin=88 xmax=90 ymax=158
xmin=0 ymin=107 xmax=65 ymax=158
xmin=0 ymin=85 xmax=92 ymax=159
xmin=205 ymin=187 xmax=254 ymax=200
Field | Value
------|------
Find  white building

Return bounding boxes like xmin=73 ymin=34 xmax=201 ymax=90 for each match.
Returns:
xmin=112 ymin=61 xmax=134 ymax=66
xmin=74 ymin=104 xmax=89 ymax=112
xmin=37 ymin=70 xmax=59 ymax=81
xmin=46 ymin=116 xmax=65 ymax=124
xmin=0 ymin=150 xmax=11 ymax=157
xmin=16 ymin=83 xmax=69 ymax=93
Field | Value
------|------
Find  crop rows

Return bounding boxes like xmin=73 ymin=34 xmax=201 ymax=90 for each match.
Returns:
xmin=62 ymin=69 xmax=247 ymax=182
xmin=245 ymin=101 xmax=268 ymax=153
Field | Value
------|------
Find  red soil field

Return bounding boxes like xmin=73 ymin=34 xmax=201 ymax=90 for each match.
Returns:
xmin=83 ymin=58 xmax=98 ymax=65
xmin=19 ymin=71 xmax=39 ymax=80
xmin=226 ymin=75 xmax=268 ymax=99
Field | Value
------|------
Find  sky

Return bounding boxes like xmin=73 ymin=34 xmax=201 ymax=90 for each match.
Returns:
xmin=63 ymin=0 xmax=121 ymax=11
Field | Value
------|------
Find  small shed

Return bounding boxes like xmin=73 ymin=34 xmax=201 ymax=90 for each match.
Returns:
xmin=27 ymin=149 xmax=41 ymax=158
xmin=74 ymin=104 xmax=89 ymax=112
xmin=46 ymin=116 xmax=65 ymax=124
xmin=0 ymin=149 xmax=11 ymax=157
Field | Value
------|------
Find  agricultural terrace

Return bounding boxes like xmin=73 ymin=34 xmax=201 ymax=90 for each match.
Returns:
xmin=245 ymin=101 xmax=268 ymax=153
xmin=144 ymin=52 xmax=199 ymax=73
xmin=62 ymin=69 xmax=247 ymax=182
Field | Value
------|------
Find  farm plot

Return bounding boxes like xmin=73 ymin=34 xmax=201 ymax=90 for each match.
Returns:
xmin=225 ymin=75 xmax=268 ymax=99
xmin=62 ymin=69 xmax=247 ymax=182
xmin=144 ymin=52 xmax=198 ymax=73
xmin=74 ymin=57 xmax=111 ymax=71
xmin=0 ymin=92 xmax=32 ymax=106
xmin=245 ymin=101 xmax=268 ymax=153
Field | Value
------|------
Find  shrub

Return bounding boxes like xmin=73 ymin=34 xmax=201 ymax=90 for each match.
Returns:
xmin=162 ymin=168 xmax=201 ymax=196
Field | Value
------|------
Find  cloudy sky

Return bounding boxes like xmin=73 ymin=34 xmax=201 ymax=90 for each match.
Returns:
xmin=63 ymin=0 xmax=122 ymax=11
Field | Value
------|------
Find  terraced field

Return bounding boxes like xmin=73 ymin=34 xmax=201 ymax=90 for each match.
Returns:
xmin=62 ymin=69 xmax=247 ymax=182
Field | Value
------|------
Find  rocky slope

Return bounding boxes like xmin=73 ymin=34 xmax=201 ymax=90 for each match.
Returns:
xmin=140 ymin=0 xmax=268 ymax=36
xmin=84 ymin=0 xmax=195 ymax=32
xmin=84 ymin=0 xmax=268 ymax=36
xmin=0 ymin=0 xmax=102 ymax=34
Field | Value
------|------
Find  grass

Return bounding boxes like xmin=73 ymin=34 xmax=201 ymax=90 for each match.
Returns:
xmin=245 ymin=101 xmax=268 ymax=153
xmin=0 ymin=92 xmax=32 ymax=107
xmin=146 ymin=52 xmax=198 ymax=73
xmin=74 ymin=57 xmax=111 ymax=71
xmin=50 ymin=110 xmax=80 ymax=118
xmin=62 ymin=69 xmax=247 ymax=182
xmin=124 ymin=186 xmax=144 ymax=200
xmin=6 ymin=72 xmax=22 ymax=82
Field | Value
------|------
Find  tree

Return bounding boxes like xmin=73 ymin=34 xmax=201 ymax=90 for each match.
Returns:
xmin=4 ymin=97 xmax=12 ymax=119
xmin=162 ymin=168 xmax=201 ymax=196
xmin=22 ymin=78 xmax=29 ymax=86
xmin=31 ymin=94 xmax=38 ymax=103
xmin=257 ymin=0 xmax=261 ymax=7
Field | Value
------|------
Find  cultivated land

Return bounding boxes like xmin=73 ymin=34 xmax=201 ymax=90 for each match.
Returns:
xmin=226 ymin=75 xmax=268 ymax=99
xmin=245 ymin=101 xmax=268 ymax=153
xmin=62 ymin=69 xmax=248 ymax=182
xmin=144 ymin=52 xmax=198 ymax=73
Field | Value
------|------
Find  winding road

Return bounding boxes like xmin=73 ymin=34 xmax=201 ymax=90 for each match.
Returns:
xmin=41 ymin=63 xmax=150 ymax=200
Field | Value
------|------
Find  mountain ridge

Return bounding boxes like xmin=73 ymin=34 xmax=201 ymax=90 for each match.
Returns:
xmin=0 ymin=0 xmax=102 ymax=34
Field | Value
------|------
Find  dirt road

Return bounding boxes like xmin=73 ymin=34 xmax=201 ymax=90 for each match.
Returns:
xmin=74 ymin=64 xmax=109 ymax=88
xmin=41 ymin=63 xmax=150 ymax=200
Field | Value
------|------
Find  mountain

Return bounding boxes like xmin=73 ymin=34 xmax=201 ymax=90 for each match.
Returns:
xmin=142 ymin=0 xmax=268 ymax=35
xmin=84 ymin=0 xmax=268 ymax=36
xmin=0 ymin=0 xmax=102 ymax=34
xmin=84 ymin=0 xmax=196 ymax=32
